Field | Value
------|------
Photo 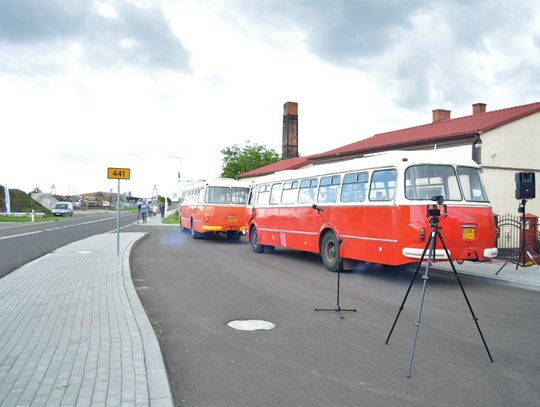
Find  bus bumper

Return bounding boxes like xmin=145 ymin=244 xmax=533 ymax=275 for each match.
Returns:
xmin=402 ymin=247 xmax=498 ymax=261
xmin=402 ymin=248 xmax=449 ymax=260
xmin=202 ymin=226 xmax=224 ymax=231
xmin=483 ymin=248 xmax=498 ymax=259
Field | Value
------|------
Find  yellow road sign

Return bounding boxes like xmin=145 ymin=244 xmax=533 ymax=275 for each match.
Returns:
xmin=107 ymin=167 xmax=131 ymax=180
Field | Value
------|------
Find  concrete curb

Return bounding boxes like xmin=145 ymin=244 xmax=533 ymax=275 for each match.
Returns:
xmin=121 ymin=234 xmax=174 ymax=407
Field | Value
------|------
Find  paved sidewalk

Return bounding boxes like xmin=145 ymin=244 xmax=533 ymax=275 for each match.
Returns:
xmin=434 ymin=258 xmax=540 ymax=292
xmin=0 ymin=232 xmax=173 ymax=406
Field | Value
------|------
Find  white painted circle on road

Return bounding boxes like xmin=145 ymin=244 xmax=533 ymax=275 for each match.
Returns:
xmin=227 ymin=319 xmax=275 ymax=331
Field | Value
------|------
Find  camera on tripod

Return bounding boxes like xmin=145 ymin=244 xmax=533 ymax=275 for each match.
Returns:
xmin=426 ymin=195 xmax=447 ymax=218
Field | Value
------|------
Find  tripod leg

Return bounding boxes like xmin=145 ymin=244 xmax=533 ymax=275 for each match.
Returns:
xmin=495 ymin=259 xmax=510 ymax=275
xmin=495 ymin=245 xmax=521 ymax=275
xmin=524 ymin=243 xmax=539 ymax=266
xmin=386 ymin=232 xmax=433 ymax=345
xmin=407 ymin=231 xmax=436 ymax=377
xmin=437 ymin=232 xmax=494 ymax=363
xmin=336 ymin=267 xmax=341 ymax=312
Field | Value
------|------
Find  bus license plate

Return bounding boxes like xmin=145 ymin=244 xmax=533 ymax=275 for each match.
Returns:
xmin=462 ymin=227 xmax=475 ymax=240
xmin=227 ymin=216 xmax=237 ymax=222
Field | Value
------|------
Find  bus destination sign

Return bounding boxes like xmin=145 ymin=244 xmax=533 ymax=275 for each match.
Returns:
xmin=107 ymin=167 xmax=131 ymax=180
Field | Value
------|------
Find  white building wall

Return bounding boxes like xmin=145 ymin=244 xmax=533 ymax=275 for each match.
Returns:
xmin=481 ymin=112 xmax=540 ymax=216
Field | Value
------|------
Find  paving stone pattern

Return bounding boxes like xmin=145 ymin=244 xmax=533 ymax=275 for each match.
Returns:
xmin=0 ymin=232 xmax=172 ymax=406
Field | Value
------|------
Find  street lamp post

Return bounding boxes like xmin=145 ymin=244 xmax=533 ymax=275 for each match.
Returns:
xmin=168 ymin=155 xmax=182 ymax=201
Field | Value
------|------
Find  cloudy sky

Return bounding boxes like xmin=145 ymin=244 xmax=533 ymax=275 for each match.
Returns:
xmin=1 ymin=0 xmax=539 ymax=198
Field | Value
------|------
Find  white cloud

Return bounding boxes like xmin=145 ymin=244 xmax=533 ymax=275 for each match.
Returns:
xmin=96 ymin=2 xmax=118 ymax=19
xmin=0 ymin=0 xmax=539 ymax=197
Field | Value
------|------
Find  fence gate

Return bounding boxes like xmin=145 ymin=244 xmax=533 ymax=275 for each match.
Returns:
xmin=496 ymin=214 xmax=522 ymax=261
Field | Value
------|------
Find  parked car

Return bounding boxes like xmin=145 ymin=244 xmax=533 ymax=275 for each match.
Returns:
xmin=52 ymin=202 xmax=74 ymax=216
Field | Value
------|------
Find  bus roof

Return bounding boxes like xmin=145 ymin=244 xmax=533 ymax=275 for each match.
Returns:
xmin=182 ymin=178 xmax=250 ymax=192
xmin=250 ymin=149 xmax=479 ymax=185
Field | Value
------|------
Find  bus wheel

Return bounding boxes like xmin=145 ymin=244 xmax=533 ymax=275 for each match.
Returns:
xmin=227 ymin=231 xmax=241 ymax=241
xmin=250 ymin=227 xmax=265 ymax=253
xmin=321 ymin=231 xmax=341 ymax=272
xmin=191 ymin=221 xmax=201 ymax=240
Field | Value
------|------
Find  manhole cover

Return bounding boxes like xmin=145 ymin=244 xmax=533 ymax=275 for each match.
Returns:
xmin=74 ymin=250 xmax=96 ymax=254
xmin=227 ymin=319 xmax=275 ymax=331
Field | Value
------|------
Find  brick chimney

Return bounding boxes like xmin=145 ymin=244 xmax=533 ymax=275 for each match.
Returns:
xmin=282 ymin=101 xmax=299 ymax=160
xmin=432 ymin=109 xmax=451 ymax=123
xmin=472 ymin=103 xmax=487 ymax=115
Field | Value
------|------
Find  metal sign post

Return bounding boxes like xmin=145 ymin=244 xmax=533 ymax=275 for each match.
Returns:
xmin=107 ymin=167 xmax=131 ymax=256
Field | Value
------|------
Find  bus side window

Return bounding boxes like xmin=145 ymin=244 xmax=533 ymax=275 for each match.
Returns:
xmin=257 ymin=185 xmax=271 ymax=206
xmin=341 ymin=172 xmax=368 ymax=202
xmin=369 ymin=169 xmax=397 ymax=201
xmin=270 ymin=183 xmax=283 ymax=205
xmin=281 ymin=181 xmax=299 ymax=204
xmin=298 ymin=178 xmax=318 ymax=204
xmin=318 ymin=175 xmax=341 ymax=203
xmin=198 ymin=188 xmax=205 ymax=204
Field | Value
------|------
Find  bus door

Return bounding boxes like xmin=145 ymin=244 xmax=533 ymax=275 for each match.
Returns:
xmin=246 ymin=186 xmax=256 ymax=223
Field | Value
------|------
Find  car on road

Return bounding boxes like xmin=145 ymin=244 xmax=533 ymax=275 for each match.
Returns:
xmin=52 ymin=202 xmax=74 ymax=216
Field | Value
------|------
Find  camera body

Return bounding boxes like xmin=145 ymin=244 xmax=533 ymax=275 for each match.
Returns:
xmin=426 ymin=195 xmax=447 ymax=219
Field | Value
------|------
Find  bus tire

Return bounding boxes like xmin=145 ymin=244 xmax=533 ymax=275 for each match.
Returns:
xmin=321 ymin=231 xmax=342 ymax=272
xmin=191 ymin=220 xmax=201 ymax=240
xmin=250 ymin=226 xmax=265 ymax=253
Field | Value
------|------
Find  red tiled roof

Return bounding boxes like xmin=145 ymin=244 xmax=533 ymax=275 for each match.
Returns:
xmin=311 ymin=101 xmax=540 ymax=160
xmin=237 ymin=156 xmax=312 ymax=178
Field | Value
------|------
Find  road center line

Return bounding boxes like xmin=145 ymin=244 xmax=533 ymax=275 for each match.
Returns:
xmin=0 ymin=216 xmax=119 ymax=241
xmin=0 ymin=230 xmax=43 ymax=240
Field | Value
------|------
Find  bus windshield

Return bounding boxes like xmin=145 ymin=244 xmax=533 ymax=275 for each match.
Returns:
xmin=405 ymin=165 xmax=462 ymax=201
xmin=205 ymin=186 xmax=249 ymax=204
xmin=457 ymin=166 xmax=489 ymax=202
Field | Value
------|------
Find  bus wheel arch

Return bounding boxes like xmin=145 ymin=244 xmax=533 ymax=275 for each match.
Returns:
xmin=249 ymin=225 xmax=266 ymax=253
xmin=320 ymin=229 xmax=342 ymax=272
xmin=190 ymin=218 xmax=201 ymax=239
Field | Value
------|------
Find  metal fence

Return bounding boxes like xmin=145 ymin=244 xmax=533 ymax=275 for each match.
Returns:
xmin=495 ymin=214 xmax=540 ymax=261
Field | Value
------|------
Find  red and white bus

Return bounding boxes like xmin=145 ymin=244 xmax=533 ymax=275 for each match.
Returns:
xmin=246 ymin=150 xmax=498 ymax=271
xmin=180 ymin=179 xmax=250 ymax=240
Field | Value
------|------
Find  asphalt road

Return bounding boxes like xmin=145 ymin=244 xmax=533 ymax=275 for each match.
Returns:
xmin=129 ymin=226 xmax=540 ymax=407
xmin=0 ymin=211 xmax=138 ymax=277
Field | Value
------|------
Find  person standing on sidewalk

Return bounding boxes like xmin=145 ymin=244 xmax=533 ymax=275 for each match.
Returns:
xmin=140 ymin=201 xmax=149 ymax=223
xmin=137 ymin=200 xmax=143 ymax=224
xmin=159 ymin=201 xmax=165 ymax=218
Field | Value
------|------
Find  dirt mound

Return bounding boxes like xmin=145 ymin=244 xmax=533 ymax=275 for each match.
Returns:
xmin=0 ymin=188 xmax=50 ymax=214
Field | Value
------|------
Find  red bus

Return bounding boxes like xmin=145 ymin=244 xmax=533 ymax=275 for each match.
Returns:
xmin=246 ymin=150 xmax=498 ymax=271
xmin=180 ymin=179 xmax=250 ymax=240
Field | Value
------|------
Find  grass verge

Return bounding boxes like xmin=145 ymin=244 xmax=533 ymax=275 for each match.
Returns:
xmin=162 ymin=211 xmax=179 ymax=225
xmin=0 ymin=216 xmax=56 ymax=223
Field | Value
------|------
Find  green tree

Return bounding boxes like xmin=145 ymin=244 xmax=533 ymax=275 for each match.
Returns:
xmin=220 ymin=142 xmax=280 ymax=178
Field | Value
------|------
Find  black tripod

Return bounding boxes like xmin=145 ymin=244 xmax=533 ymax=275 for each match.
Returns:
xmin=385 ymin=196 xmax=494 ymax=377
xmin=496 ymin=199 xmax=538 ymax=275
xmin=312 ymin=204 xmax=357 ymax=319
